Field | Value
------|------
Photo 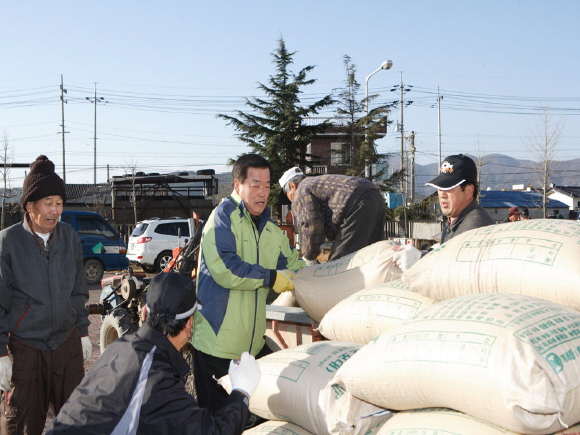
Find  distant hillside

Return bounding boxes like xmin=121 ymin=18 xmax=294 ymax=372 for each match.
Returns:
xmin=409 ymin=154 xmax=580 ymax=198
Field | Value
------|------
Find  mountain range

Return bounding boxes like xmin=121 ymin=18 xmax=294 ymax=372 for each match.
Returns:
xmin=409 ymin=154 xmax=580 ymax=198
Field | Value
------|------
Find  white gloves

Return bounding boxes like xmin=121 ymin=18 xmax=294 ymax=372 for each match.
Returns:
xmin=304 ymin=259 xmax=319 ymax=267
xmin=81 ymin=336 xmax=92 ymax=363
xmin=0 ymin=356 xmax=12 ymax=391
xmin=229 ymin=351 xmax=261 ymax=399
xmin=393 ymin=245 xmax=422 ymax=272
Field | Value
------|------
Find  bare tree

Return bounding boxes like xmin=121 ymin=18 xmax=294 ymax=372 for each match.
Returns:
xmin=473 ymin=134 xmax=489 ymax=202
xmin=1 ymin=130 xmax=18 ymax=230
xmin=524 ymin=107 xmax=564 ymax=217
xmin=124 ymin=160 xmax=140 ymax=225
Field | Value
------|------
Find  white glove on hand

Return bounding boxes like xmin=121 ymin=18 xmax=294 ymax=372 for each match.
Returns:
xmin=81 ymin=336 xmax=92 ymax=363
xmin=229 ymin=351 xmax=261 ymax=399
xmin=0 ymin=356 xmax=12 ymax=391
xmin=304 ymin=259 xmax=319 ymax=267
xmin=392 ymin=245 xmax=422 ymax=272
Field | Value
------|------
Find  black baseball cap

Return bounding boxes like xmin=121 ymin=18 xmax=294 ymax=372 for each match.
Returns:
xmin=146 ymin=273 xmax=198 ymax=320
xmin=518 ymin=206 xmax=529 ymax=218
xmin=426 ymin=154 xmax=478 ymax=190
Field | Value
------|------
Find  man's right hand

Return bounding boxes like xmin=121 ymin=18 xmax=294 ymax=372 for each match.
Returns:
xmin=229 ymin=352 xmax=261 ymax=399
xmin=0 ymin=356 xmax=12 ymax=391
xmin=393 ymin=245 xmax=422 ymax=272
xmin=272 ymin=270 xmax=295 ymax=293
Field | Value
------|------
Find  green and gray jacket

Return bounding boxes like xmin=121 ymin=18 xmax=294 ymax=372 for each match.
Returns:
xmin=192 ymin=192 xmax=304 ymax=359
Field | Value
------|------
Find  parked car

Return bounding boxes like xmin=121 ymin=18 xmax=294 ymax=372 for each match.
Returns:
xmin=127 ymin=217 xmax=195 ymax=273
xmin=60 ymin=210 xmax=129 ymax=284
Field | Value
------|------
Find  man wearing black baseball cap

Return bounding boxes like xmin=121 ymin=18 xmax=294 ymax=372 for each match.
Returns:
xmin=394 ymin=154 xmax=494 ymax=271
xmin=424 ymin=154 xmax=494 ymax=243
xmin=49 ymin=273 xmax=261 ymax=434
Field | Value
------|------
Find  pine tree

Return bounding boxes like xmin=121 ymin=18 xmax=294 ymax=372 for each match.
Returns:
xmin=218 ymin=37 xmax=334 ymax=198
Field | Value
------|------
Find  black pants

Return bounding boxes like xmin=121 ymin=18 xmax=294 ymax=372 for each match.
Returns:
xmin=330 ymin=188 xmax=386 ymax=261
xmin=0 ymin=329 xmax=85 ymax=435
xmin=193 ymin=343 xmax=272 ymax=414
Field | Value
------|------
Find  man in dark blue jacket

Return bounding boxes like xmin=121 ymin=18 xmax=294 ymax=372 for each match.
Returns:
xmin=49 ymin=273 xmax=261 ymax=434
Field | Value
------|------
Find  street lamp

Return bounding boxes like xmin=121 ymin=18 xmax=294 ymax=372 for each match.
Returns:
xmin=365 ymin=60 xmax=393 ymax=179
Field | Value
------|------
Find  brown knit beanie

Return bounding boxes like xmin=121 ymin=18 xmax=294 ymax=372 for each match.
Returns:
xmin=20 ymin=155 xmax=67 ymax=209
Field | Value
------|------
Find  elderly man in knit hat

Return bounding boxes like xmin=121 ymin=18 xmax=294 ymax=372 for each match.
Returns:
xmin=0 ymin=155 xmax=91 ymax=435
xmin=49 ymin=273 xmax=261 ymax=434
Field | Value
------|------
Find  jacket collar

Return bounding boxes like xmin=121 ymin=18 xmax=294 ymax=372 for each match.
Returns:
xmin=135 ymin=324 xmax=190 ymax=378
xmin=230 ymin=191 xmax=271 ymax=231
xmin=446 ymin=198 xmax=478 ymax=231
xmin=23 ymin=212 xmax=56 ymax=246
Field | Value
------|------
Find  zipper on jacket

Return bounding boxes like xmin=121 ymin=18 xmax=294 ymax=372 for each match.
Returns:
xmin=248 ymin=219 xmax=260 ymax=354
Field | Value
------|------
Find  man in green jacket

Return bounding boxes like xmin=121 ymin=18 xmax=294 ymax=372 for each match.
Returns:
xmin=192 ymin=154 xmax=305 ymax=416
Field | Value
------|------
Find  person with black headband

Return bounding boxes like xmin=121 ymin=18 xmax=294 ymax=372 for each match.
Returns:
xmin=0 ymin=155 xmax=91 ymax=434
xmin=393 ymin=154 xmax=494 ymax=271
xmin=49 ymin=273 xmax=261 ymax=434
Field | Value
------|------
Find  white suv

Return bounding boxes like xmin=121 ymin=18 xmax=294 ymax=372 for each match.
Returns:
xmin=127 ymin=217 xmax=195 ymax=273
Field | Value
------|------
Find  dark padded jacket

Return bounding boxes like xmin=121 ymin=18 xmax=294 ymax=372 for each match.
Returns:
xmin=441 ymin=199 xmax=495 ymax=243
xmin=48 ymin=324 xmax=250 ymax=434
xmin=0 ymin=218 xmax=89 ymax=357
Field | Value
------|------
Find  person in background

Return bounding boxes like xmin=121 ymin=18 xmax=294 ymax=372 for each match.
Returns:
xmin=279 ymin=167 xmax=386 ymax=265
xmin=393 ymin=154 xmax=495 ymax=271
xmin=502 ymin=207 xmax=521 ymax=223
xmin=0 ymin=155 xmax=92 ymax=435
xmin=48 ymin=273 xmax=260 ymax=434
xmin=518 ymin=206 xmax=531 ymax=220
xmin=192 ymin=154 xmax=305 ymax=418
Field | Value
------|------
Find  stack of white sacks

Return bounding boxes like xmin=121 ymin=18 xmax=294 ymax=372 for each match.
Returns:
xmin=221 ymin=220 xmax=580 ymax=435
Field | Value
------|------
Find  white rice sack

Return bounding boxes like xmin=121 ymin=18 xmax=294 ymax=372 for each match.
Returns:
xmin=220 ymin=341 xmax=393 ymax=435
xmin=318 ymin=280 xmax=434 ymax=344
xmin=271 ymin=290 xmax=298 ymax=307
xmin=377 ymin=408 xmax=523 ymax=435
xmin=333 ymin=293 xmax=580 ymax=434
xmin=402 ymin=219 xmax=580 ymax=310
xmin=293 ymin=241 xmax=402 ymax=322
xmin=243 ymin=421 xmax=314 ymax=435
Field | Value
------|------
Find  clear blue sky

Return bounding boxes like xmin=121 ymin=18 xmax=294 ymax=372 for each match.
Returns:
xmin=2 ymin=0 xmax=579 ymax=186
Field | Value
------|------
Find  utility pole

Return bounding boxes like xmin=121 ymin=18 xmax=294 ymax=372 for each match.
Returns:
xmin=437 ymin=87 xmax=443 ymax=168
xmin=86 ymin=84 xmax=107 ymax=186
xmin=399 ymin=73 xmax=405 ymax=193
xmin=392 ymin=73 xmax=412 ymax=193
xmin=409 ymin=131 xmax=416 ymax=202
xmin=60 ymin=75 xmax=68 ymax=183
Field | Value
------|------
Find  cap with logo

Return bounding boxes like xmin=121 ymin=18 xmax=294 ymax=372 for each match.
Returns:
xmin=146 ymin=273 xmax=199 ymax=320
xmin=425 ymin=154 xmax=478 ymax=191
